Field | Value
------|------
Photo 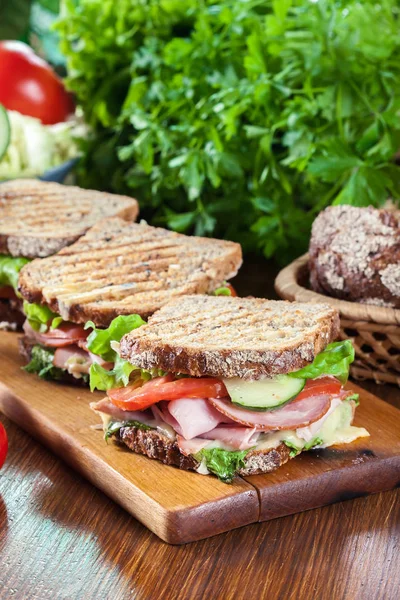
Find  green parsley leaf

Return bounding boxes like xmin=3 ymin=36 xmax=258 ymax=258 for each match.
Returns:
xmin=23 ymin=345 xmax=64 ymax=381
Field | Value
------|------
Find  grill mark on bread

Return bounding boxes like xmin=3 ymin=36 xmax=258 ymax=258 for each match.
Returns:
xmin=18 ymin=219 xmax=243 ymax=326
xmin=119 ymin=295 xmax=339 ymax=379
xmin=0 ymin=179 xmax=139 ymax=257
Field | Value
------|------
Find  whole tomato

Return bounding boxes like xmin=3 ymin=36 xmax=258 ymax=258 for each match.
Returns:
xmin=0 ymin=41 xmax=74 ymax=125
xmin=0 ymin=422 xmax=8 ymax=469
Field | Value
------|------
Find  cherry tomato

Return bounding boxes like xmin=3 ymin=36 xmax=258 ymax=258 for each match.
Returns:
xmin=0 ymin=41 xmax=74 ymax=124
xmin=108 ymin=376 xmax=228 ymax=411
xmin=0 ymin=422 xmax=8 ymax=469
xmin=294 ymin=377 xmax=342 ymax=402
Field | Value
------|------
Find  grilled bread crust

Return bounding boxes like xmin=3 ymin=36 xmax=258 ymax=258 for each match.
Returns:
xmin=0 ymin=179 xmax=139 ymax=258
xmin=18 ymin=336 xmax=86 ymax=386
xmin=116 ymin=425 xmax=293 ymax=477
xmin=18 ymin=219 xmax=242 ymax=327
xmin=119 ymin=295 xmax=340 ymax=380
xmin=309 ymin=205 xmax=400 ymax=308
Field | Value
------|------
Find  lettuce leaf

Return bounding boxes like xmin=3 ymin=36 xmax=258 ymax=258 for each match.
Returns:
xmin=104 ymin=419 xmax=153 ymax=442
xmin=194 ymin=448 xmax=249 ymax=483
xmin=345 ymin=392 xmax=360 ymax=406
xmin=0 ymin=254 xmax=30 ymax=291
xmin=85 ymin=314 xmax=145 ymax=361
xmin=213 ymin=285 xmax=232 ymax=296
xmin=289 ymin=340 xmax=355 ymax=384
xmin=23 ymin=345 xmax=65 ymax=380
xmin=89 ymin=355 xmax=138 ymax=392
xmin=23 ymin=301 xmax=62 ymax=333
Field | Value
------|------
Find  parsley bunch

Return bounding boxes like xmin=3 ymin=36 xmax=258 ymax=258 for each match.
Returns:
xmin=57 ymin=0 xmax=400 ymax=261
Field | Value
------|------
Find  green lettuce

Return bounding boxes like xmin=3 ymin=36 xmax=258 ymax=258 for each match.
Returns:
xmin=289 ymin=341 xmax=355 ymax=384
xmin=85 ymin=314 xmax=145 ymax=361
xmin=23 ymin=345 xmax=65 ymax=381
xmin=304 ymin=437 xmax=323 ymax=451
xmin=85 ymin=314 xmax=146 ymax=391
xmin=345 ymin=393 xmax=360 ymax=407
xmin=23 ymin=301 xmax=62 ymax=333
xmin=0 ymin=254 xmax=30 ymax=291
xmin=213 ymin=285 xmax=232 ymax=297
xmin=283 ymin=440 xmax=302 ymax=458
xmin=104 ymin=419 xmax=153 ymax=442
xmin=194 ymin=448 xmax=249 ymax=483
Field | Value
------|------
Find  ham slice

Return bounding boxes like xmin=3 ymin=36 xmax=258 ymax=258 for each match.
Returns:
xmin=209 ymin=394 xmax=331 ymax=431
xmin=23 ymin=320 xmax=88 ymax=348
xmin=199 ymin=425 xmax=260 ymax=450
xmin=53 ymin=345 xmax=112 ymax=374
xmin=177 ymin=436 xmax=212 ymax=456
xmin=167 ymin=397 xmax=223 ymax=440
xmin=90 ymin=397 xmax=154 ymax=425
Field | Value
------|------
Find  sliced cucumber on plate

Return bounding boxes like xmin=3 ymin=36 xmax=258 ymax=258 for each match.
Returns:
xmin=223 ymin=375 xmax=305 ymax=411
xmin=0 ymin=105 xmax=10 ymax=161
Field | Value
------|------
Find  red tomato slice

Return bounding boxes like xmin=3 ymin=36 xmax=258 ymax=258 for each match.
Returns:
xmin=108 ymin=377 xmax=228 ymax=411
xmin=226 ymin=284 xmax=237 ymax=297
xmin=0 ymin=422 xmax=8 ymax=469
xmin=294 ymin=377 xmax=342 ymax=402
xmin=0 ymin=41 xmax=74 ymax=124
xmin=0 ymin=286 xmax=17 ymax=300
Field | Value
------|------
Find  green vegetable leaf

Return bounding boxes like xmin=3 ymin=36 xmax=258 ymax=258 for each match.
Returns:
xmin=289 ymin=341 xmax=355 ymax=384
xmin=345 ymin=393 xmax=360 ymax=407
xmin=213 ymin=284 xmax=232 ymax=296
xmin=0 ymin=255 xmax=30 ymax=291
xmin=23 ymin=301 xmax=62 ymax=333
xmin=85 ymin=314 xmax=145 ymax=361
xmin=23 ymin=345 xmax=64 ymax=381
xmin=194 ymin=448 xmax=249 ymax=483
xmin=89 ymin=355 xmax=137 ymax=392
xmin=104 ymin=419 xmax=153 ymax=442
xmin=283 ymin=440 xmax=302 ymax=458
xmin=304 ymin=437 xmax=323 ymax=451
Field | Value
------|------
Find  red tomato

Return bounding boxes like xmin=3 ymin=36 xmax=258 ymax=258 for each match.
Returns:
xmin=226 ymin=284 xmax=238 ymax=297
xmin=108 ymin=376 xmax=228 ymax=411
xmin=294 ymin=377 xmax=342 ymax=402
xmin=0 ymin=41 xmax=74 ymax=124
xmin=0 ymin=422 xmax=8 ymax=469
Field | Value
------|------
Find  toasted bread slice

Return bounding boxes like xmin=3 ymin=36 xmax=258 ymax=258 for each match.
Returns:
xmin=115 ymin=424 xmax=292 ymax=476
xmin=0 ymin=179 xmax=139 ymax=258
xmin=18 ymin=219 xmax=242 ymax=327
xmin=119 ymin=295 xmax=340 ymax=379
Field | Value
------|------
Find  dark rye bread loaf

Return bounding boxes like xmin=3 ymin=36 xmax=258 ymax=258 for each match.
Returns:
xmin=18 ymin=219 xmax=242 ymax=327
xmin=119 ymin=295 xmax=340 ymax=380
xmin=309 ymin=205 xmax=400 ymax=308
xmin=0 ymin=179 xmax=139 ymax=258
xmin=115 ymin=425 xmax=292 ymax=477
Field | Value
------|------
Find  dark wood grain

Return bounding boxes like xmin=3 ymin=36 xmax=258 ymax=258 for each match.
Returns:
xmin=0 ymin=259 xmax=399 ymax=598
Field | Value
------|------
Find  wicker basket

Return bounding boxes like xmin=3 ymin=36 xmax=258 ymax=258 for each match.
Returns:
xmin=275 ymin=254 xmax=400 ymax=386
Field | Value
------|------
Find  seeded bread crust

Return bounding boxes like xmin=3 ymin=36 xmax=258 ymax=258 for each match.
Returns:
xmin=18 ymin=336 xmax=86 ymax=386
xmin=309 ymin=205 xmax=400 ymax=308
xmin=116 ymin=425 xmax=293 ymax=477
xmin=119 ymin=295 xmax=340 ymax=380
xmin=0 ymin=179 xmax=139 ymax=258
xmin=18 ymin=219 xmax=242 ymax=327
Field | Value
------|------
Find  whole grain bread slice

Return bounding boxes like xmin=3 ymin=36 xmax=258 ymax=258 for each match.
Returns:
xmin=119 ymin=295 xmax=340 ymax=379
xmin=0 ymin=179 xmax=139 ymax=258
xmin=115 ymin=424 xmax=292 ymax=477
xmin=18 ymin=219 xmax=242 ymax=327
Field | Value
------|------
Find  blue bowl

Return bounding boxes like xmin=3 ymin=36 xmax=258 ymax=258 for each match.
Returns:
xmin=39 ymin=157 xmax=79 ymax=183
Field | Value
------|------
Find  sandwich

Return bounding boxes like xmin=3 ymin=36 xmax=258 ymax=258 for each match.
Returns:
xmin=0 ymin=178 xmax=138 ymax=329
xmin=90 ymin=295 xmax=369 ymax=482
xmin=17 ymin=219 xmax=242 ymax=385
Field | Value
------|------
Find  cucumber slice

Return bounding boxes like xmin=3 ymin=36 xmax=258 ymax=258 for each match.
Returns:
xmin=223 ymin=375 xmax=305 ymax=411
xmin=0 ymin=105 xmax=10 ymax=161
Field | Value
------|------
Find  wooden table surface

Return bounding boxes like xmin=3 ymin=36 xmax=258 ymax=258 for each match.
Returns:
xmin=0 ymin=259 xmax=399 ymax=600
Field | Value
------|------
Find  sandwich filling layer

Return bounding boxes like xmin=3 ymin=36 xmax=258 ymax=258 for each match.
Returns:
xmin=89 ymin=338 xmax=368 ymax=482
xmin=0 ymin=254 xmax=30 ymax=328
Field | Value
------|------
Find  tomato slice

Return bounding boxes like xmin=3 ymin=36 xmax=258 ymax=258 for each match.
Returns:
xmin=108 ymin=376 xmax=228 ymax=411
xmin=226 ymin=284 xmax=238 ymax=297
xmin=0 ymin=422 xmax=8 ymax=469
xmin=294 ymin=377 xmax=342 ymax=402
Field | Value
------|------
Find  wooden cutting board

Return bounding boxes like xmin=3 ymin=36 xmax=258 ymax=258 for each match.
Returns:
xmin=0 ymin=332 xmax=399 ymax=544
